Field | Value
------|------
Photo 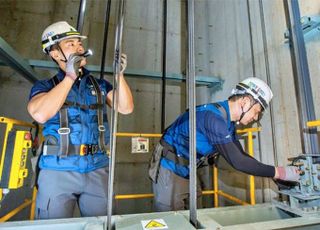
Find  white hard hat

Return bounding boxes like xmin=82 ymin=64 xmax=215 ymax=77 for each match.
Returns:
xmin=231 ymin=77 xmax=273 ymax=110
xmin=41 ymin=21 xmax=87 ymax=54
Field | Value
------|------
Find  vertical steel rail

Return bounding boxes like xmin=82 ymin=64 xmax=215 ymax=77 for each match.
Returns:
xmin=161 ymin=0 xmax=168 ymax=132
xmin=284 ymin=0 xmax=319 ymax=158
xmin=107 ymin=0 xmax=125 ymax=229
xmin=246 ymin=0 xmax=256 ymax=76
xmin=258 ymin=0 xmax=279 ymax=166
xmin=186 ymin=0 xmax=197 ymax=227
xmin=76 ymin=0 xmax=87 ymax=33
xmin=247 ymin=0 xmax=264 ymax=202
xmin=100 ymin=0 xmax=112 ymax=80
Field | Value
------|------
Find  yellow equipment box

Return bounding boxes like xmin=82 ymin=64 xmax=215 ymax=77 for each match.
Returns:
xmin=0 ymin=130 xmax=31 ymax=189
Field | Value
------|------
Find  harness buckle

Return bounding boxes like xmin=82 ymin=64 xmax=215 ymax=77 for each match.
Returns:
xmin=98 ymin=125 xmax=105 ymax=132
xmin=80 ymin=144 xmax=99 ymax=155
xmin=58 ymin=127 xmax=70 ymax=135
xmin=87 ymin=144 xmax=93 ymax=154
xmin=80 ymin=144 xmax=87 ymax=156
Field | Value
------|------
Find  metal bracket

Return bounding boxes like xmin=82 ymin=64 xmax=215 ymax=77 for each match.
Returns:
xmin=0 ymin=36 xmax=40 ymax=83
xmin=285 ymin=16 xmax=320 ymax=43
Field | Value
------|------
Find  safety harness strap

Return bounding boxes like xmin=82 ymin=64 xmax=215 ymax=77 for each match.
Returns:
xmin=43 ymin=144 xmax=100 ymax=156
xmin=62 ymin=101 xmax=103 ymax=110
xmin=58 ymin=106 xmax=69 ymax=157
xmin=160 ymin=139 xmax=189 ymax=166
xmin=88 ymin=75 xmax=107 ymax=153
xmin=52 ymin=75 xmax=69 ymax=157
xmin=52 ymin=74 xmax=106 ymax=157
xmin=213 ymin=103 xmax=227 ymax=121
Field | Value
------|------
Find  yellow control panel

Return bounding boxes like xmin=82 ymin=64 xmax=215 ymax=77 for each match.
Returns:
xmin=0 ymin=130 xmax=31 ymax=189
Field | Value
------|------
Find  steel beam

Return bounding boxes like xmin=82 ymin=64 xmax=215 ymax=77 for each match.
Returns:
xmin=0 ymin=39 xmax=223 ymax=87
xmin=8 ymin=59 xmax=220 ymax=86
xmin=0 ymin=37 xmax=39 ymax=83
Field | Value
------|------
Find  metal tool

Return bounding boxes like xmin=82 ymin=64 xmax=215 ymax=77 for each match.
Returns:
xmin=80 ymin=49 xmax=93 ymax=57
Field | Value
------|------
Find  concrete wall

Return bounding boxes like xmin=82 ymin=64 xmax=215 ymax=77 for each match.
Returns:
xmin=0 ymin=0 xmax=320 ymax=219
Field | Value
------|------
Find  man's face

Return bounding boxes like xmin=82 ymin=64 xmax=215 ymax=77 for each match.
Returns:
xmin=239 ymin=97 xmax=263 ymax=125
xmin=50 ymin=38 xmax=87 ymax=68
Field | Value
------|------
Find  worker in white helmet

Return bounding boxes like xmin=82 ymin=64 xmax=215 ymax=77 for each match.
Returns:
xmin=27 ymin=21 xmax=134 ymax=219
xmin=149 ymin=77 xmax=300 ymax=211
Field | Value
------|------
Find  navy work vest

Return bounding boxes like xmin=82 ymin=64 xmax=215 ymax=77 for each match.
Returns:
xmin=30 ymin=69 xmax=112 ymax=173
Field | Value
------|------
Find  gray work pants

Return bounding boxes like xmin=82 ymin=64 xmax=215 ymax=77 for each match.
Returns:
xmin=152 ymin=165 xmax=202 ymax=212
xmin=36 ymin=167 xmax=109 ymax=219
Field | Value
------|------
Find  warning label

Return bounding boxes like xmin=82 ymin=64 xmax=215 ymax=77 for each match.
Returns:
xmin=141 ymin=219 xmax=168 ymax=230
xmin=131 ymin=137 xmax=149 ymax=153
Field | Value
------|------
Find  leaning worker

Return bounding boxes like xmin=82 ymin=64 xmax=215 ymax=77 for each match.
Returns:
xmin=27 ymin=21 xmax=134 ymax=219
xmin=149 ymin=77 xmax=300 ymax=211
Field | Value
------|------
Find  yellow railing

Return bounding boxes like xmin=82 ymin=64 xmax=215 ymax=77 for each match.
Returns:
xmin=0 ymin=116 xmax=260 ymax=221
xmin=307 ymin=120 xmax=320 ymax=128
xmin=238 ymin=127 xmax=261 ymax=205
xmin=116 ymin=133 xmax=162 ymax=138
xmin=115 ymin=127 xmax=260 ymax=206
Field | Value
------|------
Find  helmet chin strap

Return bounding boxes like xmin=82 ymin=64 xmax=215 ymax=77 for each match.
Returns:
xmin=236 ymin=106 xmax=246 ymax=125
xmin=57 ymin=44 xmax=68 ymax=63
xmin=236 ymin=101 xmax=257 ymax=125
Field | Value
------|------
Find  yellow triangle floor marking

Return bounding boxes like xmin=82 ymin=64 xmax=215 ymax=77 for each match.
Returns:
xmin=145 ymin=220 xmax=166 ymax=228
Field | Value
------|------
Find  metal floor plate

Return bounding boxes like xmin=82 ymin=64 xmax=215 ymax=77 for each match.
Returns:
xmin=0 ymin=216 xmax=107 ymax=230
xmin=196 ymin=203 xmax=294 ymax=228
xmin=115 ymin=211 xmax=195 ymax=230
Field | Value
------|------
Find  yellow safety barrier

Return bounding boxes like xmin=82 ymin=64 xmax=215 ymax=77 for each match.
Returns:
xmin=116 ymin=127 xmax=260 ymax=206
xmin=213 ymin=166 xmax=219 ymax=207
xmin=115 ymin=190 xmax=249 ymax=206
xmin=29 ymin=187 xmax=37 ymax=220
xmin=241 ymin=127 xmax=261 ymax=205
xmin=0 ymin=199 xmax=33 ymax=222
xmin=307 ymin=120 xmax=320 ymax=128
xmin=115 ymin=193 xmax=154 ymax=200
xmin=116 ymin=133 xmax=162 ymax=138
